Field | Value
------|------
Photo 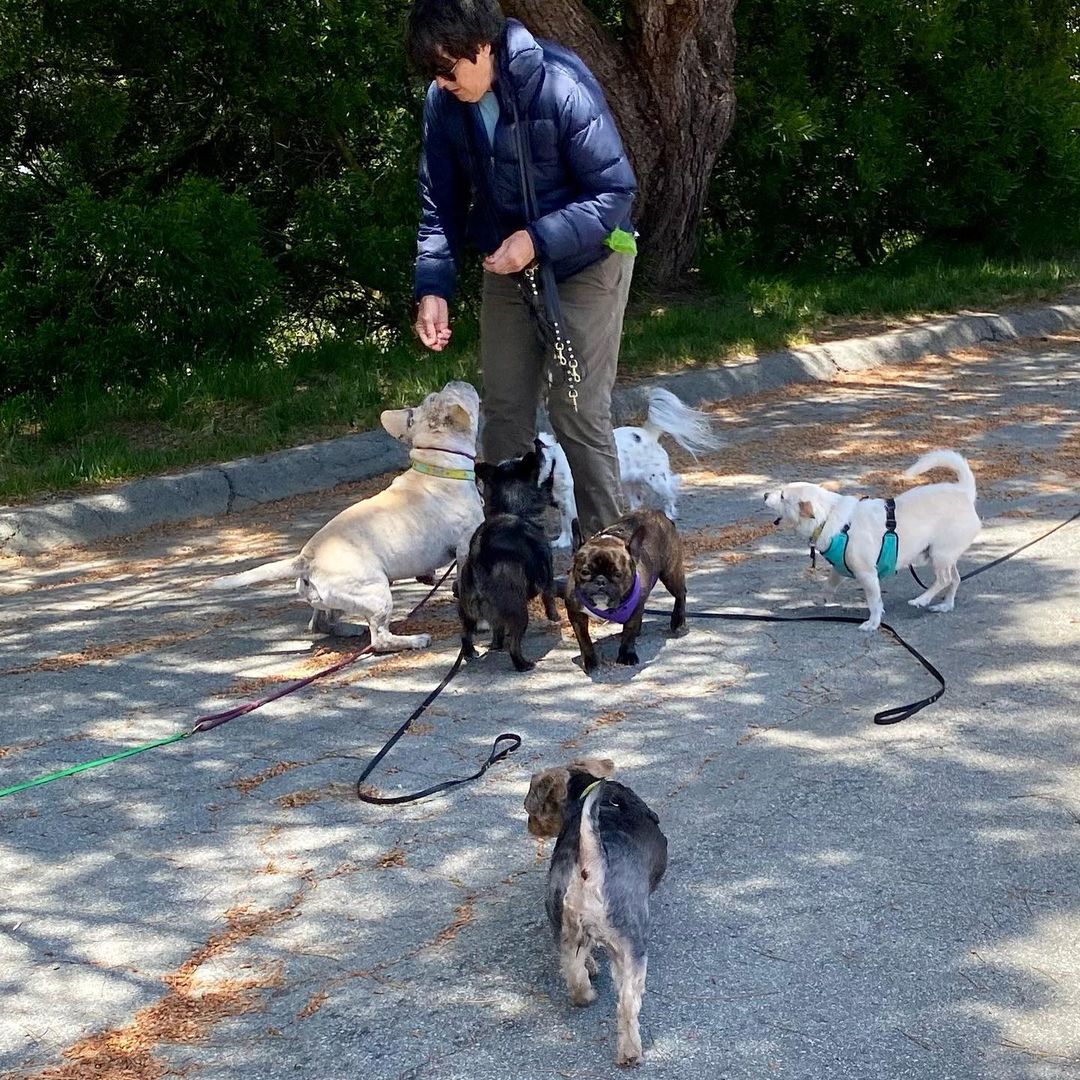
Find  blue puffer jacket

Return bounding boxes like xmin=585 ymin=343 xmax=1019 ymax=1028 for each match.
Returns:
xmin=414 ymin=19 xmax=637 ymax=301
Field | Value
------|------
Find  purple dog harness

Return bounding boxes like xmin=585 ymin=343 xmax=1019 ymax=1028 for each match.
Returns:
xmin=575 ymin=569 xmax=657 ymax=624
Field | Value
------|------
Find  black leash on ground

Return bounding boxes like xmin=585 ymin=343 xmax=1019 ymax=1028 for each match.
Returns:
xmin=354 ymin=645 xmax=521 ymax=805
xmin=910 ymin=507 xmax=1080 ymax=589
xmin=655 ymin=506 xmax=1080 ymax=728
xmin=355 ymin=505 xmax=1080 ymax=801
xmin=645 ymin=608 xmax=943 ymax=725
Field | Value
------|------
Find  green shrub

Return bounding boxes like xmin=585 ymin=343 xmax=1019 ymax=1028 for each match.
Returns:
xmin=711 ymin=0 xmax=1080 ymax=266
xmin=0 ymin=179 xmax=281 ymax=395
xmin=0 ymin=0 xmax=421 ymax=398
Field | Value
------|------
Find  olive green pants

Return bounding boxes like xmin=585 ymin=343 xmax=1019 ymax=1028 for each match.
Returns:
xmin=480 ymin=251 xmax=634 ymax=537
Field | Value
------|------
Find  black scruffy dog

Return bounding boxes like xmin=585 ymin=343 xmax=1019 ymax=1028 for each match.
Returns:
xmin=458 ymin=447 xmax=559 ymax=671
xmin=524 ymin=757 xmax=668 ymax=1066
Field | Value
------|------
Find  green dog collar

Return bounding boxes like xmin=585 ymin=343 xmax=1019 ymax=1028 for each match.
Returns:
xmin=411 ymin=460 xmax=476 ymax=482
xmin=579 ymin=779 xmax=602 ymax=801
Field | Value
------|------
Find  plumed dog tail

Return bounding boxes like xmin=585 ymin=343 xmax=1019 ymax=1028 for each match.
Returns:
xmin=903 ymin=450 xmax=977 ymax=504
xmin=641 ymin=386 xmax=721 ymax=457
xmin=577 ymin=781 xmax=607 ymax=882
xmin=205 ymin=555 xmax=305 ymax=590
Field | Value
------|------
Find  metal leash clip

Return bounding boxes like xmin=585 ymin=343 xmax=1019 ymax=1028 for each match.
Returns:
xmin=522 ymin=265 xmax=580 ymax=412
xmin=553 ymin=332 xmax=581 ymax=412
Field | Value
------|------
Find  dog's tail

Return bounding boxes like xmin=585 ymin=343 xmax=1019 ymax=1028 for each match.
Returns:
xmin=206 ymin=555 xmax=304 ymax=590
xmin=577 ymin=781 xmax=607 ymax=882
xmin=641 ymin=387 xmax=721 ymax=457
xmin=903 ymin=450 xmax=977 ymax=503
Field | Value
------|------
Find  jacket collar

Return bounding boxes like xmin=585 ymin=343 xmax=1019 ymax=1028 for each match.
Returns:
xmin=495 ymin=19 xmax=544 ymax=112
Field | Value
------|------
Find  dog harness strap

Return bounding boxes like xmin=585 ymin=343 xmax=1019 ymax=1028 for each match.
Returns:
xmin=410 ymin=461 xmax=476 ymax=481
xmin=818 ymin=526 xmax=854 ymax=578
xmin=808 ymin=520 xmax=825 ymax=569
xmin=877 ymin=498 xmax=899 ymax=578
xmin=817 ymin=499 xmax=899 ymax=580
xmin=579 ymin=779 xmax=602 ymax=801
xmin=575 ymin=569 xmax=658 ymax=624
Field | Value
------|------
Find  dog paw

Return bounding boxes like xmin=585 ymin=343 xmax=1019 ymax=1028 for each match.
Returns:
xmin=581 ymin=656 xmax=599 ymax=674
xmin=616 ymin=650 xmax=639 ymax=666
xmin=858 ymin=619 xmax=880 ymax=633
xmin=512 ymin=657 xmax=536 ymax=672
xmin=461 ymin=643 xmax=478 ymax=661
xmin=669 ymin=622 xmax=689 ymax=638
xmin=585 ymin=955 xmax=598 ymax=977
xmin=615 ymin=1040 xmax=643 ymax=1067
xmin=928 ymin=601 xmax=955 ymax=613
xmin=570 ymin=985 xmax=597 ymax=1007
xmin=908 ymin=596 xmax=931 ymax=609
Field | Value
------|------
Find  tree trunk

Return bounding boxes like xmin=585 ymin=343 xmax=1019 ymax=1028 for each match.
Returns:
xmin=503 ymin=0 xmax=737 ymax=287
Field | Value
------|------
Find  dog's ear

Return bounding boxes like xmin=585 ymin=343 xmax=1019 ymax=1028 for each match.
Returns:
xmin=524 ymin=768 xmax=569 ymax=815
xmin=571 ymin=518 xmax=584 ymax=552
xmin=380 ymin=408 xmax=411 ymax=440
xmin=517 ymin=449 xmax=540 ymax=481
xmin=798 ymin=499 xmax=816 ymax=519
xmin=571 ymin=757 xmax=615 ymax=778
xmin=475 ymin=462 xmax=495 ymax=486
xmin=447 ymin=402 xmax=472 ymax=432
xmin=819 ymin=479 xmax=842 ymax=492
xmin=627 ymin=523 xmax=649 ymax=560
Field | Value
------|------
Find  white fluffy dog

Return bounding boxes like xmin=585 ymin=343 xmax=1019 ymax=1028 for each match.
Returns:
xmin=208 ymin=381 xmax=483 ymax=651
xmin=539 ymin=387 xmax=720 ymax=546
xmin=763 ymin=450 xmax=980 ymax=631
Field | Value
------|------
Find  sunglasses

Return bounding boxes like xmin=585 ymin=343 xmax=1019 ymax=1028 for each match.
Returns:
xmin=430 ymin=56 xmax=465 ymax=82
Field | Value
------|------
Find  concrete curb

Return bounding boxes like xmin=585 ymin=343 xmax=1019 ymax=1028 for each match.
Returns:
xmin=0 ymin=429 xmax=407 ymax=557
xmin=610 ymin=297 xmax=1080 ymax=420
xmin=3 ymin=296 xmax=1079 ymax=556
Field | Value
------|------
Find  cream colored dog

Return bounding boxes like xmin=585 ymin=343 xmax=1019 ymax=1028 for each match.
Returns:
xmin=208 ymin=381 xmax=483 ymax=651
xmin=764 ymin=450 xmax=980 ymax=631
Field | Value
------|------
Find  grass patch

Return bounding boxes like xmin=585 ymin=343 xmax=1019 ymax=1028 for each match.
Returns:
xmin=619 ymin=241 xmax=1080 ymax=374
xmin=1 ymin=239 xmax=1077 ymax=504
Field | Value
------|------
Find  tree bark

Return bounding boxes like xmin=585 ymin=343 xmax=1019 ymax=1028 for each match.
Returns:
xmin=503 ymin=0 xmax=737 ymax=287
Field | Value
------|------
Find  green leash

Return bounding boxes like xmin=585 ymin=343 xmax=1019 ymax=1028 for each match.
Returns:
xmin=0 ymin=730 xmax=191 ymax=799
xmin=0 ymin=564 xmax=457 ymax=802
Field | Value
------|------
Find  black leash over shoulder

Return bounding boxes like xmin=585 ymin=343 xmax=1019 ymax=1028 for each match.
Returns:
xmin=355 ymin=646 xmax=521 ymax=805
xmin=645 ymin=608 xmax=943 ymax=725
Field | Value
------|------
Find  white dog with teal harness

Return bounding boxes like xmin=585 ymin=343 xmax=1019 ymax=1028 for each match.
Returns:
xmin=764 ymin=450 xmax=981 ymax=632
xmin=815 ymin=497 xmax=900 ymax=579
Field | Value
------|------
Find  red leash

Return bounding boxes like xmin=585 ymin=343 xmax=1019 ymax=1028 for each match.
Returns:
xmin=192 ymin=564 xmax=455 ymax=733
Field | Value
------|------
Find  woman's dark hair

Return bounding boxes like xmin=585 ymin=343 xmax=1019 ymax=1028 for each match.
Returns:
xmin=405 ymin=0 xmax=506 ymax=79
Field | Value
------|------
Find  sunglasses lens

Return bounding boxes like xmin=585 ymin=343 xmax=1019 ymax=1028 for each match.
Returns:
xmin=431 ymin=57 xmax=460 ymax=81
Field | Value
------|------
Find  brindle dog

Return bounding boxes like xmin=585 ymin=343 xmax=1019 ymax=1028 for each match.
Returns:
xmin=564 ymin=510 xmax=687 ymax=673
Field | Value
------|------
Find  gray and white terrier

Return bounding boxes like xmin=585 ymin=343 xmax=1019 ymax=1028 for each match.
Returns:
xmin=524 ymin=758 xmax=668 ymax=1067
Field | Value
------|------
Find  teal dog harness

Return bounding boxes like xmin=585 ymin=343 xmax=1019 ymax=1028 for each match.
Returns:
xmin=816 ymin=498 xmax=899 ymax=579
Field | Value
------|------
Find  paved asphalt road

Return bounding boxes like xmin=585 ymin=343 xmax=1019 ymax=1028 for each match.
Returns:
xmin=1 ymin=333 xmax=1078 ymax=1080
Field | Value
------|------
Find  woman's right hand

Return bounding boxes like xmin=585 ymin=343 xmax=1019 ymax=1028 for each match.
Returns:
xmin=415 ymin=295 xmax=452 ymax=351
